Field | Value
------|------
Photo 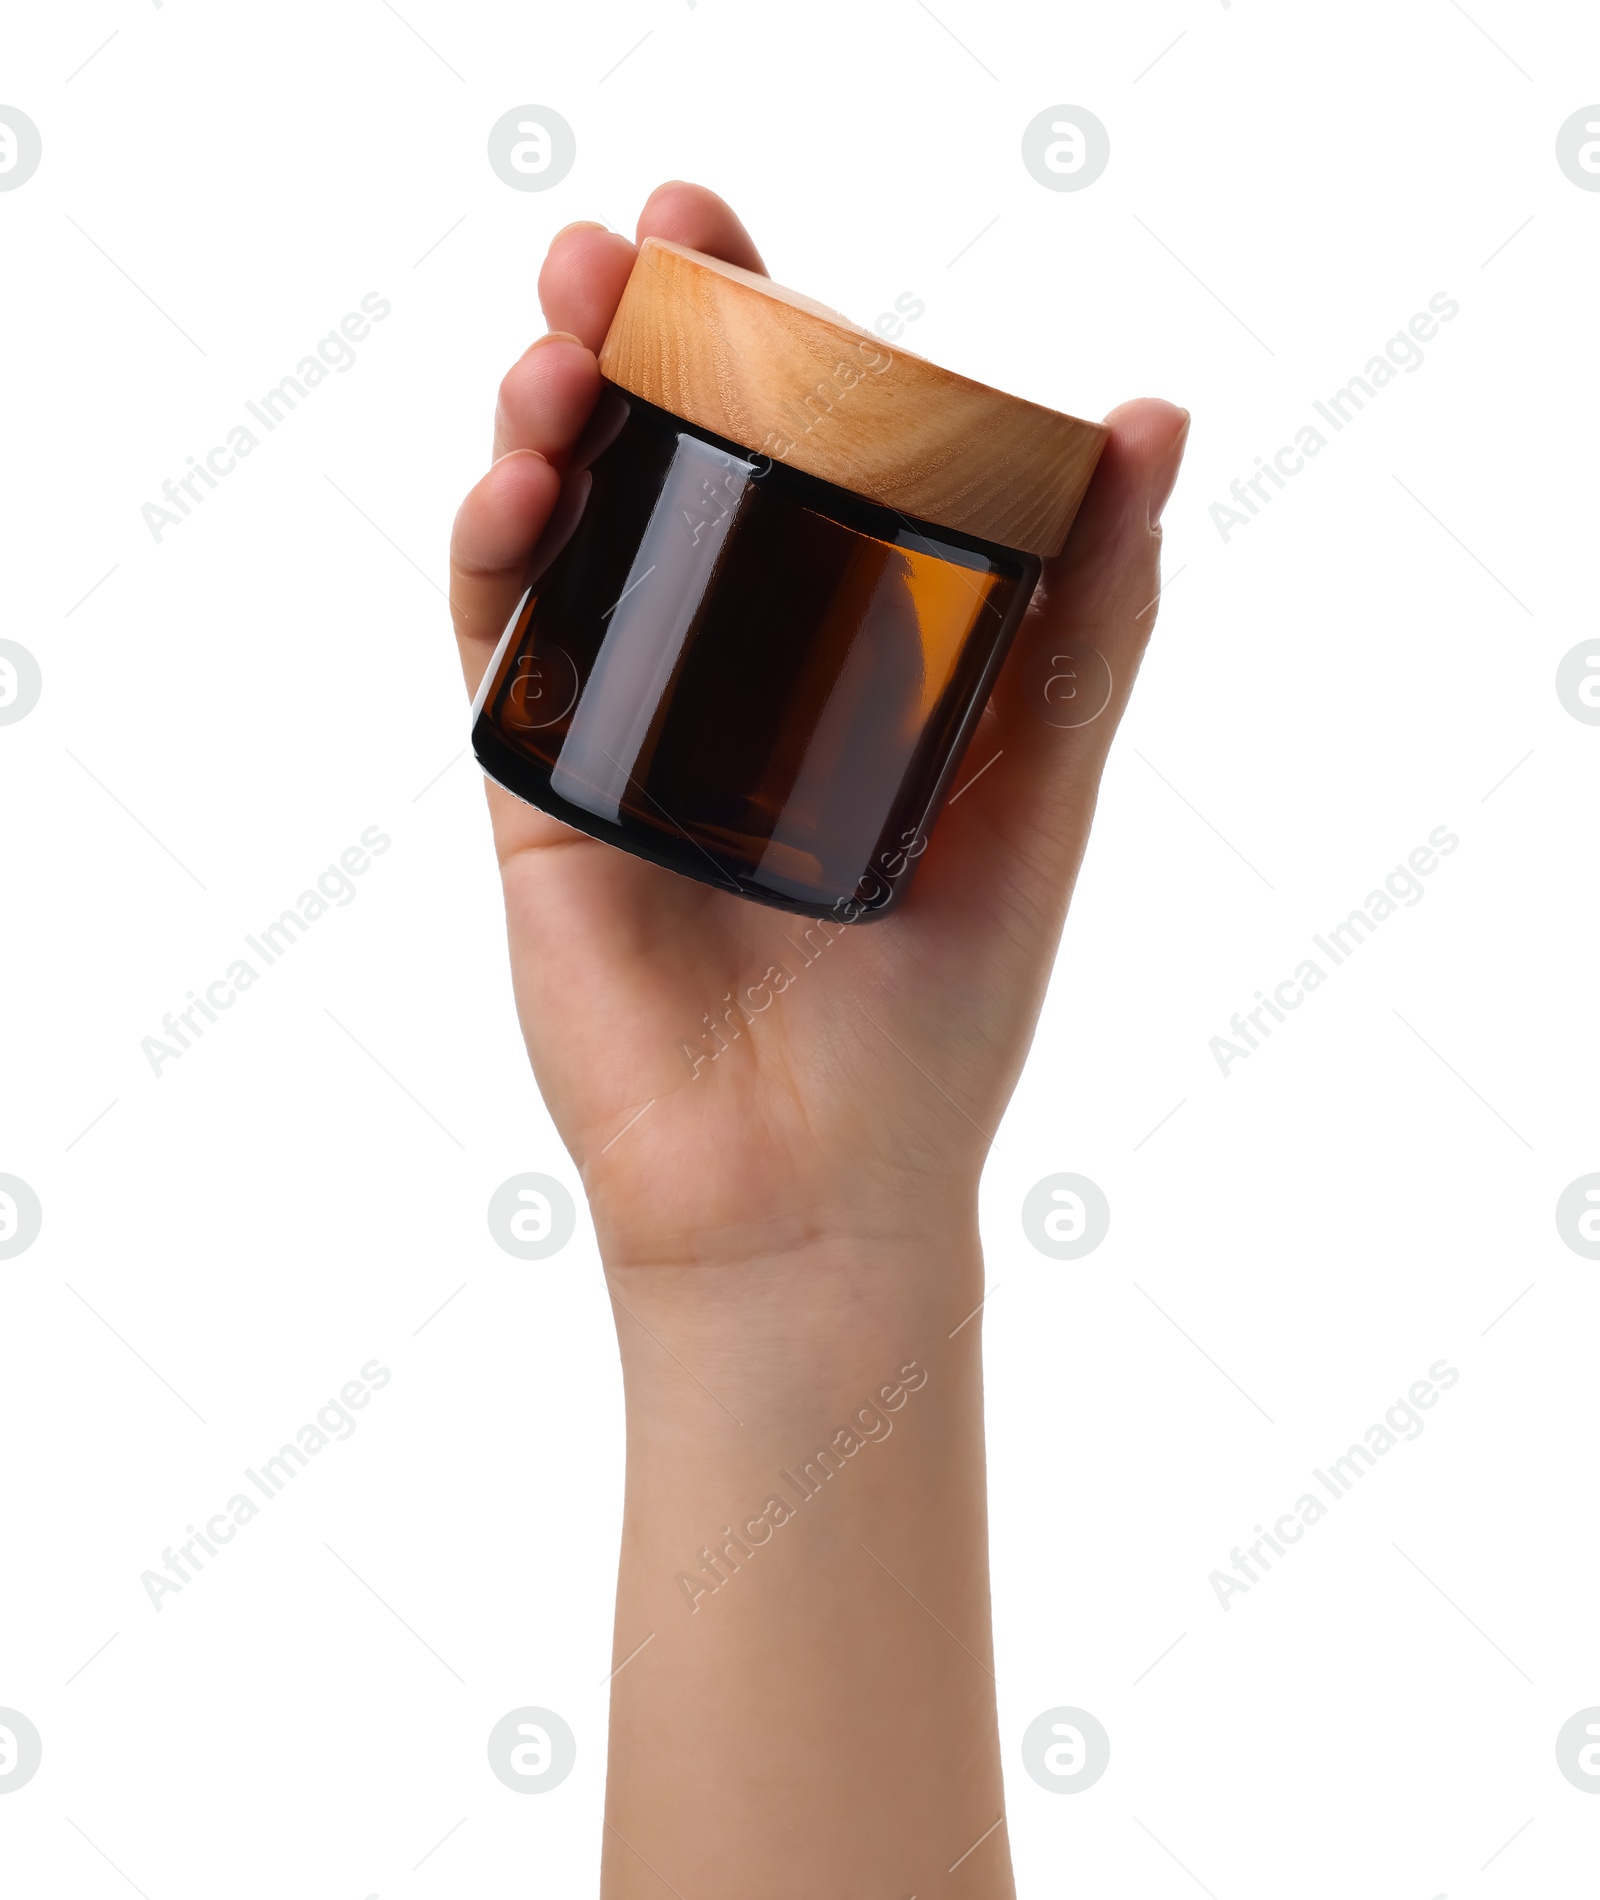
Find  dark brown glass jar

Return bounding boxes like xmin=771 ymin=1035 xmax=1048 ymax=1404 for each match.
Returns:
xmin=472 ymin=241 xmax=1106 ymax=921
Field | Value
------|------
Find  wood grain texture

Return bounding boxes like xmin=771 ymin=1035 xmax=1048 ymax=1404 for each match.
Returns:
xmin=598 ymin=239 xmax=1108 ymax=558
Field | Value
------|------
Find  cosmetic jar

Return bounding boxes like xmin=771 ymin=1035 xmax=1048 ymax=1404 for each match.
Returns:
xmin=472 ymin=239 xmax=1107 ymax=920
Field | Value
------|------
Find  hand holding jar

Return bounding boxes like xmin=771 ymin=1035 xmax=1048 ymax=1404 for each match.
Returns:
xmin=447 ymin=181 xmax=1188 ymax=1900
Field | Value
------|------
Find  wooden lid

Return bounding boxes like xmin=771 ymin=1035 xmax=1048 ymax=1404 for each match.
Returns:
xmin=598 ymin=239 xmax=1107 ymax=559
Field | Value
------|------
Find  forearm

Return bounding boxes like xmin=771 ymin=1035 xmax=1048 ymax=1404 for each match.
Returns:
xmin=599 ymin=1231 xmax=1014 ymax=1899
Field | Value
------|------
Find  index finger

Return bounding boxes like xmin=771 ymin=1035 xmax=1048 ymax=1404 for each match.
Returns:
xmin=537 ymin=183 xmax=768 ymax=347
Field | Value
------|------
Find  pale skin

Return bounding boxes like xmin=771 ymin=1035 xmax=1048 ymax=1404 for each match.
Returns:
xmin=449 ymin=182 xmax=1188 ymax=1897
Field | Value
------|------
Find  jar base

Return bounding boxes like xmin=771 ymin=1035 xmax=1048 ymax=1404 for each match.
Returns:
xmin=471 ymin=713 xmax=904 ymax=923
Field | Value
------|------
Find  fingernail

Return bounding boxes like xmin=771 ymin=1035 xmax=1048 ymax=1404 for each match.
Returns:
xmin=551 ymin=220 xmax=608 ymax=243
xmin=530 ymin=330 xmax=585 ymax=351
xmin=1148 ymin=409 xmax=1191 ymax=527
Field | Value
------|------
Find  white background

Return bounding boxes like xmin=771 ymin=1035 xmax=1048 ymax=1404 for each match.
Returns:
xmin=2 ymin=2 xmax=1597 ymax=1895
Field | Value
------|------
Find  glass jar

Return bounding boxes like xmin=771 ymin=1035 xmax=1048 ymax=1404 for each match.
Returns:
xmin=472 ymin=241 xmax=1106 ymax=922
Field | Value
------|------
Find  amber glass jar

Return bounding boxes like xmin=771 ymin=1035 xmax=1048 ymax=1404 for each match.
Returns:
xmin=472 ymin=241 xmax=1106 ymax=921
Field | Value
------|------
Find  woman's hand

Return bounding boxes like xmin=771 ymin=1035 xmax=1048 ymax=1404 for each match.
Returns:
xmin=449 ymin=181 xmax=1189 ymax=1272
xmin=449 ymin=180 xmax=1186 ymax=1899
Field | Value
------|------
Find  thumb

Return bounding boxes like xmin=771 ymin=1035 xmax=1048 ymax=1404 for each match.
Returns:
xmin=939 ymin=398 xmax=1190 ymax=892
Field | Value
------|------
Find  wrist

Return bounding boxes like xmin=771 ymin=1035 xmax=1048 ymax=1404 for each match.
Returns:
xmin=583 ymin=1152 xmax=983 ymax=1273
xmin=603 ymin=1235 xmax=992 ymax=1592
xmin=602 ymin=1225 xmax=985 ymax=1403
